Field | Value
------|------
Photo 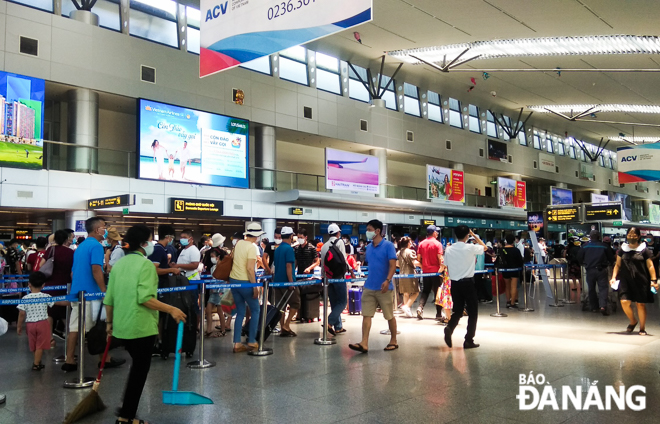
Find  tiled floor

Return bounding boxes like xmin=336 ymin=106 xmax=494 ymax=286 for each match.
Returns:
xmin=1 ymin=285 xmax=659 ymax=424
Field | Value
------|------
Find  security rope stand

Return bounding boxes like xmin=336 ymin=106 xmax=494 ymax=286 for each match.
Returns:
xmin=53 ymin=283 xmax=70 ymax=364
xmin=188 ymin=281 xmax=216 ymax=368
xmin=249 ymin=277 xmax=274 ymax=356
xmin=548 ymin=264 xmax=564 ymax=307
xmin=490 ymin=268 xmax=508 ymax=318
xmin=315 ymin=277 xmax=336 ymax=346
xmin=560 ymin=264 xmax=575 ymax=304
xmin=63 ymin=291 xmax=94 ymax=388
xmin=521 ymin=265 xmax=534 ymax=312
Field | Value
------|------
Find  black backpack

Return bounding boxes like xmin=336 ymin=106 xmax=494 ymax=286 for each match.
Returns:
xmin=324 ymin=240 xmax=348 ymax=279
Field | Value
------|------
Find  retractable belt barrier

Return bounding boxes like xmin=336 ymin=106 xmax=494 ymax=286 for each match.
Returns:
xmin=490 ymin=267 xmax=524 ymax=318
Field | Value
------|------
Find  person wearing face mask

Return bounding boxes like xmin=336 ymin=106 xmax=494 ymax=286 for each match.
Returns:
xmin=262 ymin=227 xmax=282 ymax=275
xmin=203 ymin=233 xmax=228 ymax=337
xmin=63 ymin=217 xmax=125 ymax=372
xmin=171 ymin=229 xmax=201 ymax=281
xmin=610 ymin=227 xmax=658 ymax=335
xmin=105 ymin=227 xmax=125 ymax=274
xmin=104 ymin=224 xmax=187 ymax=424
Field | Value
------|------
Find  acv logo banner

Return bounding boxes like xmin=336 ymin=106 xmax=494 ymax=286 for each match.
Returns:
xmin=517 ymin=373 xmax=646 ymax=411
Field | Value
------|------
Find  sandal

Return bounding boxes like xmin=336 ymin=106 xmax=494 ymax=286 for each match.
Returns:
xmin=115 ymin=420 xmax=150 ymax=424
xmin=627 ymin=322 xmax=638 ymax=333
xmin=32 ymin=363 xmax=44 ymax=371
xmin=639 ymin=330 xmax=648 ymax=336
xmin=335 ymin=328 xmax=347 ymax=334
xmin=50 ymin=339 xmax=56 ymax=349
xmin=204 ymin=331 xmax=224 ymax=338
xmin=384 ymin=344 xmax=399 ymax=351
xmin=348 ymin=343 xmax=368 ymax=353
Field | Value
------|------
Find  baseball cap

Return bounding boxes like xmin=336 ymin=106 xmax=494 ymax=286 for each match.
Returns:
xmin=426 ymin=225 xmax=438 ymax=234
xmin=486 ymin=241 xmax=493 ymax=248
xmin=328 ymin=223 xmax=340 ymax=235
xmin=281 ymin=226 xmax=294 ymax=236
xmin=244 ymin=223 xmax=265 ymax=237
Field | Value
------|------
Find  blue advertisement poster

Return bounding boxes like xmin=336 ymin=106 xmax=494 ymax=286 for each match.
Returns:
xmin=0 ymin=71 xmax=45 ymax=170
xmin=550 ymin=187 xmax=573 ymax=205
xmin=137 ymin=99 xmax=249 ymax=188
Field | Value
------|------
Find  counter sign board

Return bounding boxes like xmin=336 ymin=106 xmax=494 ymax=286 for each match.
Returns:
xmin=88 ymin=194 xmax=135 ymax=209
xmin=421 ymin=219 xmax=436 ymax=226
xmin=170 ymin=198 xmax=223 ymax=216
xmin=547 ymin=207 xmax=579 ymax=223
xmin=585 ymin=204 xmax=622 ymax=221
xmin=290 ymin=207 xmax=304 ymax=216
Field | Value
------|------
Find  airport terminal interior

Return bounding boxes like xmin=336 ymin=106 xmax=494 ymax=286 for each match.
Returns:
xmin=2 ymin=0 xmax=660 ymax=423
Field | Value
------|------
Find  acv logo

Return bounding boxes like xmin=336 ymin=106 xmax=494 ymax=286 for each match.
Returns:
xmin=621 ymin=156 xmax=637 ymax=162
xmin=206 ymin=1 xmax=228 ymax=21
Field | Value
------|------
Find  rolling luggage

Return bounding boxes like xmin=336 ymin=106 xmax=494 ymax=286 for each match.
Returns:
xmin=161 ymin=275 xmax=197 ymax=359
xmin=299 ymin=292 xmax=321 ymax=322
xmin=349 ymin=287 xmax=362 ymax=315
xmin=258 ymin=289 xmax=295 ymax=342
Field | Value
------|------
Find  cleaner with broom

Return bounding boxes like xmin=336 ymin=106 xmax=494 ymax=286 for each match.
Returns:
xmin=104 ymin=224 xmax=187 ymax=424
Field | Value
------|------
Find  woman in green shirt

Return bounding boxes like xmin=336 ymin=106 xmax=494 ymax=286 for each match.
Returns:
xmin=104 ymin=225 xmax=186 ymax=424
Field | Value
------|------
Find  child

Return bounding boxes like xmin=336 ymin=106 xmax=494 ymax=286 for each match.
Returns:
xmin=168 ymin=154 xmax=176 ymax=178
xmin=17 ymin=272 xmax=55 ymax=371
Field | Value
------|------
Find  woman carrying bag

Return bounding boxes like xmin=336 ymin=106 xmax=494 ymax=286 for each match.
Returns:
xmin=104 ymin=225 xmax=186 ymax=424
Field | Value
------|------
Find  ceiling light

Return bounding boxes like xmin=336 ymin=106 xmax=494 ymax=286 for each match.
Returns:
xmin=610 ymin=136 xmax=660 ymax=144
xmin=388 ymin=35 xmax=660 ymax=64
xmin=528 ymin=104 xmax=660 ymax=114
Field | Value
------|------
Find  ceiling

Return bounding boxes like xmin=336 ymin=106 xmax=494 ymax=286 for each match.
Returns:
xmin=299 ymin=0 xmax=660 ymax=147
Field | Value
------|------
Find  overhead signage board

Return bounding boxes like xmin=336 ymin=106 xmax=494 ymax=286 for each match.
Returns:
xmin=290 ymin=207 xmax=303 ymax=216
xmin=617 ymin=143 xmax=660 ymax=184
xmin=15 ymin=229 xmax=33 ymax=240
xmin=585 ymin=204 xmax=622 ymax=221
xmin=170 ymin=198 xmax=223 ymax=216
xmin=200 ymin=0 xmax=373 ymax=77
xmin=88 ymin=194 xmax=135 ymax=210
xmin=547 ymin=207 xmax=580 ymax=223
xmin=421 ymin=219 xmax=436 ymax=226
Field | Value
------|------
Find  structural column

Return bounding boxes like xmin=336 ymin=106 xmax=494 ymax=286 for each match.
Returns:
xmin=66 ymin=89 xmax=99 ymax=173
xmin=262 ymin=218 xmax=276 ymax=242
xmin=370 ymin=148 xmax=387 ymax=198
xmin=65 ymin=211 xmax=96 ymax=234
xmin=255 ymin=126 xmax=276 ymax=190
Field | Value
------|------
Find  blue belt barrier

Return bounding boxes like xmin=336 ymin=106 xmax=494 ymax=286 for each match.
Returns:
xmin=494 ymin=268 xmax=523 ymax=272
xmin=0 ymin=285 xmax=67 ymax=294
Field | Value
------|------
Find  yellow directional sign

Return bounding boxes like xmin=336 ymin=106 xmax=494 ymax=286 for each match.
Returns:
xmin=170 ymin=198 xmax=223 ymax=216
xmin=585 ymin=204 xmax=622 ymax=221
xmin=88 ymin=194 xmax=134 ymax=209
xmin=546 ymin=207 xmax=579 ymax=223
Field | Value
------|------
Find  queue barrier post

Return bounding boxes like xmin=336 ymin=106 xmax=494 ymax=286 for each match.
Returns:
xmin=63 ymin=291 xmax=94 ymax=389
xmin=249 ymin=279 xmax=274 ymax=356
xmin=315 ymin=277 xmax=336 ymax=346
xmin=53 ymin=283 xmax=70 ymax=364
xmin=188 ymin=281 xmax=216 ymax=368
xmin=561 ymin=264 xmax=575 ymax=304
xmin=521 ymin=265 xmax=534 ymax=312
xmin=548 ymin=265 xmax=565 ymax=308
xmin=490 ymin=268 xmax=508 ymax=318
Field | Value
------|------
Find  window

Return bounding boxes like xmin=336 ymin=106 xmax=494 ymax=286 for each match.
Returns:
xmin=468 ymin=104 xmax=480 ymax=133
xmin=279 ymin=46 xmax=308 ymax=85
xmin=533 ymin=133 xmax=542 ymax=150
xmin=378 ymin=75 xmax=397 ymax=110
xmin=579 ymin=146 xmax=587 ymax=162
xmin=517 ymin=124 xmax=527 ymax=146
xmin=130 ymin=0 xmax=178 ymax=48
xmin=502 ymin=116 xmax=511 ymax=140
xmin=186 ymin=6 xmax=200 ymax=54
xmin=62 ymin=0 xmax=120 ymax=31
xmin=609 ymin=156 xmax=615 ymax=169
xmin=448 ymin=98 xmax=462 ymax=128
xmin=486 ymin=111 xmax=498 ymax=137
xmin=557 ymin=140 xmax=566 ymax=156
xmin=598 ymin=154 xmax=605 ymax=167
xmin=347 ymin=63 xmax=370 ymax=103
xmin=427 ymin=91 xmax=443 ymax=123
xmin=569 ymin=143 xmax=576 ymax=159
xmin=403 ymin=83 xmax=420 ymax=117
xmin=315 ymin=52 xmax=340 ymax=94
xmin=546 ymin=137 xmax=554 ymax=153
xmin=10 ymin=0 xmax=53 ymax=12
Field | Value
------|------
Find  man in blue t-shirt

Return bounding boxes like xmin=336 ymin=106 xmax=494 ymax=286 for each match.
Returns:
xmin=273 ymin=227 xmax=299 ymax=337
xmin=349 ymin=219 xmax=398 ymax=354
xmin=63 ymin=217 xmax=125 ymax=372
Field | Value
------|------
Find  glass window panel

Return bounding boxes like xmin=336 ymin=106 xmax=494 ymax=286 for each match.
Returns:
xmin=349 ymin=79 xmax=370 ymax=103
xmin=241 ymin=55 xmax=271 ymax=74
xmin=404 ymin=96 xmax=420 ymax=117
xmin=348 ymin=63 xmax=368 ymax=80
xmin=486 ymin=111 xmax=498 ymax=138
xmin=569 ymin=146 xmax=576 ymax=159
xmin=609 ymin=157 xmax=614 ymax=169
xmin=427 ymin=91 xmax=440 ymax=106
xmin=281 ymin=46 xmax=307 ymax=62
xmin=428 ymin=104 xmax=443 ymax=123
xmin=546 ymin=138 xmax=554 ymax=153
xmin=279 ymin=57 xmax=309 ymax=85
xmin=404 ymin=83 xmax=419 ymax=99
xmin=469 ymin=104 xmax=479 ymax=116
xmin=449 ymin=97 xmax=460 ymax=111
xmin=557 ymin=142 xmax=565 ymax=155
xmin=10 ymin=0 xmax=53 ymax=12
xmin=518 ymin=126 xmax=527 ymax=146
xmin=469 ymin=115 xmax=480 ymax=133
xmin=502 ymin=116 xmax=511 ymax=140
xmin=187 ymin=27 xmax=200 ymax=54
xmin=599 ymin=155 xmax=605 ymax=167
xmin=186 ymin=6 xmax=201 ymax=29
xmin=316 ymin=68 xmax=341 ymax=94
xmin=62 ymin=0 xmax=120 ymax=31
xmin=315 ymin=52 xmax=339 ymax=72
xmin=382 ymin=89 xmax=397 ymax=111
xmin=449 ymin=110 xmax=462 ymax=128
xmin=132 ymin=0 xmax=177 ymax=21
xmin=130 ymin=9 xmax=178 ymax=47
xmin=533 ymin=134 xmax=541 ymax=150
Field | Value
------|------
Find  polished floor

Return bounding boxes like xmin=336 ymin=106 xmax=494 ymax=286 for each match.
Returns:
xmin=1 ymin=283 xmax=660 ymax=424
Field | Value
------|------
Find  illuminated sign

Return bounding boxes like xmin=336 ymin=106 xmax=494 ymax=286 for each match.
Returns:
xmin=88 ymin=194 xmax=134 ymax=209
xmin=290 ymin=207 xmax=304 ymax=216
xmin=170 ymin=198 xmax=223 ymax=216
xmin=421 ymin=219 xmax=437 ymax=226
xmin=15 ymin=229 xmax=33 ymax=240
xmin=547 ymin=207 xmax=579 ymax=223
xmin=585 ymin=204 xmax=622 ymax=221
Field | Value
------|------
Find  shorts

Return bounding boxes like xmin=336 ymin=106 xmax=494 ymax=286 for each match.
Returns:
xmin=27 ymin=320 xmax=52 ymax=351
xmin=362 ymin=288 xmax=395 ymax=320
xmin=69 ymin=300 xmax=103 ymax=333
xmin=398 ymin=278 xmax=420 ymax=294
xmin=274 ymin=287 xmax=301 ymax=310
xmin=208 ymin=290 xmax=222 ymax=306
xmin=502 ymin=271 xmax=519 ymax=279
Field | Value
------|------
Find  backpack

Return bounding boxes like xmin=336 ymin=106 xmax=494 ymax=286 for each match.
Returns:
xmin=324 ymin=240 xmax=348 ymax=279
xmin=495 ymin=249 xmax=508 ymax=269
xmin=523 ymin=247 xmax=534 ymax=263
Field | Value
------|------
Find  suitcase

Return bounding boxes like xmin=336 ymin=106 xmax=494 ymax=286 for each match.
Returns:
xmin=161 ymin=276 xmax=197 ymax=359
xmin=257 ymin=289 xmax=294 ymax=342
xmin=299 ymin=292 xmax=321 ymax=322
xmin=349 ymin=287 xmax=362 ymax=315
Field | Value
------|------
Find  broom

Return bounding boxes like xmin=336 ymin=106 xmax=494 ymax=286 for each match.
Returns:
xmin=63 ymin=337 xmax=112 ymax=424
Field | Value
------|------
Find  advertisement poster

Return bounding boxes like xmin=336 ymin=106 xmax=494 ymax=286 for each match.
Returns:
xmin=427 ymin=165 xmax=465 ymax=202
xmin=650 ymin=204 xmax=660 ymax=225
xmin=325 ymin=148 xmax=379 ymax=193
xmin=488 ymin=139 xmax=508 ymax=162
xmin=550 ymin=187 xmax=573 ymax=205
xmin=538 ymin=153 xmax=556 ymax=173
xmin=0 ymin=71 xmax=45 ymax=170
xmin=137 ymin=99 xmax=249 ymax=188
xmin=200 ymin=0 xmax=373 ymax=77
xmin=591 ymin=193 xmax=609 ymax=204
xmin=527 ymin=211 xmax=544 ymax=235
xmin=608 ymin=192 xmax=632 ymax=221
xmin=617 ymin=143 xmax=660 ymax=184
xmin=498 ymin=177 xmax=526 ymax=209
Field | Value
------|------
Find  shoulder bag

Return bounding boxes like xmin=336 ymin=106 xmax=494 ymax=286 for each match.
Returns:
xmin=213 ymin=249 xmax=234 ymax=281
xmin=38 ymin=248 xmax=56 ymax=279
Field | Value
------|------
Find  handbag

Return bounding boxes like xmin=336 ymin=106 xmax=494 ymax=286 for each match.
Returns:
xmin=213 ymin=250 xmax=233 ymax=281
xmin=37 ymin=248 xmax=55 ymax=278
xmin=220 ymin=289 xmax=234 ymax=307
xmin=86 ymin=303 xmax=120 ymax=355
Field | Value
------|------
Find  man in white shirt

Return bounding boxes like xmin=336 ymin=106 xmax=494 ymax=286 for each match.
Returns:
xmin=172 ymin=229 xmax=201 ymax=280
xmin=443 ymin=225 xmax=488 ymax=349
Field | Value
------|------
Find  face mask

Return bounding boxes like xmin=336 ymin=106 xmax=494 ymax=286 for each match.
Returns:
xmin=274 ymin=239 xmax=282 ymax=245
xmin=211 ymin=257 xmax=218 ymax=265
xmin=102 ymin=240 xmax=110 ymax=248
xmin=167 ymin=237 xmax=173 ymax=246
xmin=71 ymin=239 xmax=77 ymax=245
xmin=142 ymin=241 xmax=154 ymax=257
xmin=100 ymin=229 xmax=108 ymax=239
xmin=366 ymin=231 xmax=376 ymax=241
xmin=627 ymin=237 xmax=639 ymax=244
xmin=180 ymin=238 xmax=189 ymax=247
xmin=232 ymin=239 xmax=238 ymax=246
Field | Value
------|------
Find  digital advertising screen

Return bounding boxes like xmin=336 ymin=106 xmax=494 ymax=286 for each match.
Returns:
xmin=137 ymin=99 xmax=249 ymax=188
xmin=325 ymin=148 xmax=379 ymax=193
xmin=0 ymin=71 xmax=45 ymax=170
xmin=550 ymin=187 xmax=573 ymax=206
xmin=427 ymin=165 xmax=464 ymax=202
xmin=488 ymin=139 xmax=508 ymax=162
xmin=527 ymin=211 xmax=544 ymax=236
xmin=498 ymin=177 xmax=526 ymax=209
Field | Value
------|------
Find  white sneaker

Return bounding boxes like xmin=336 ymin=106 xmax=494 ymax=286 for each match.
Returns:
xmin=402 ymin=306 xmax=413 ymax=318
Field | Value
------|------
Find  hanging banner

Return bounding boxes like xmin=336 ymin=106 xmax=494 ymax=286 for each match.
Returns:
xmin=426 ymin=165 xmax=464 ymax=203
xmin=538 ymin=153 xmax=556 ymax=173
xmin=200 ymin=0 xmax=373 ymax=77
xmin=591 ymin=193 xmax=609 ymax=204
xmin=617 ymin=143 xmax=660 ymax=184
xmin=497 ymin=177 xmax=526 ymax=209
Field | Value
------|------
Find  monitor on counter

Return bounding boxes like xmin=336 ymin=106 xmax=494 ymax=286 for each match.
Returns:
xmin=137 ymin=98 xmax=249 ymax=188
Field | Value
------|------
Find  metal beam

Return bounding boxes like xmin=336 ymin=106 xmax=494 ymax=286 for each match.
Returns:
xmin=416 ymin=68 xmax=660 ymax=73
xmin=346 ymin=61 xmax=374 ymax=100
